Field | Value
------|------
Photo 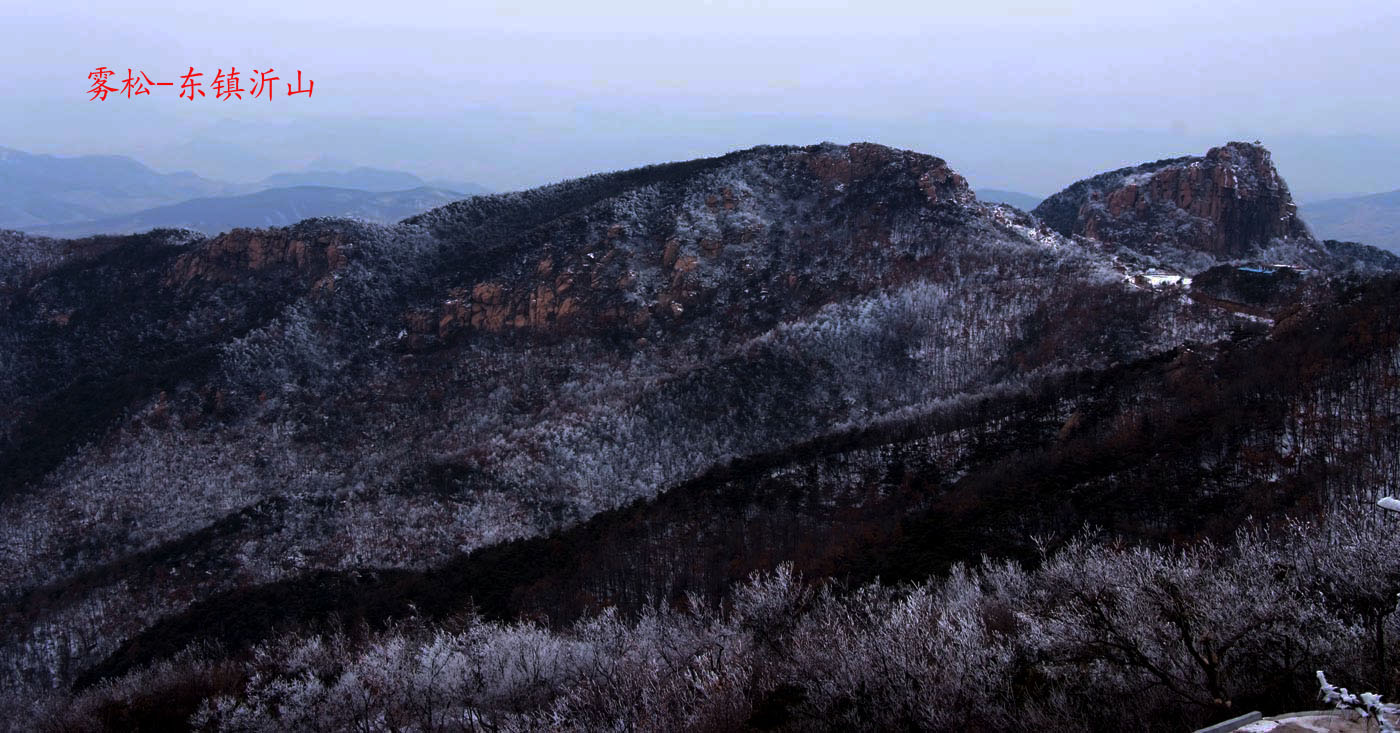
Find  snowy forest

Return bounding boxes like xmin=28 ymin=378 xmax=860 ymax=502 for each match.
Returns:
xmin=4 ymin=141 xmax=1400 ymax=730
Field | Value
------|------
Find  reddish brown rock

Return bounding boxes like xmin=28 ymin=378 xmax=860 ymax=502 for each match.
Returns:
xmin=917 ymin=162 xmax=969 ymax=205
xmin=1034 ymin=142 xmax=1314 ymax=262
xmin=397 ymin=142 xmax=985 ymax=344
xmin=472 ymin=282 xmax=504 ymax=305
xmin=163 ymin=228 xmax=349 ymax=290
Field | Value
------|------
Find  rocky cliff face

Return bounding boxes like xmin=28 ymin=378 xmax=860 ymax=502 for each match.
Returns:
xmin=1033 ymin=142 xmax=1319 ymax=270
xmin=163 ymin=227 xmax=350 ymax=292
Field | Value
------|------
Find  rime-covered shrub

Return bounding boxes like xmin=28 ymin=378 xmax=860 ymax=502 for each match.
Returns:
xmin=42 ymin=508 xmax=1400 ymax=733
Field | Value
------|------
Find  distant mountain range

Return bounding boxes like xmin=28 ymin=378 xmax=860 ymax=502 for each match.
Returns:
xmin=257 ymin=168 xmax=490 ymax=196
xmin=0 ymin=147 xmax=235 ymax=229
xmin=0 ymin=146 xmax=488 ymax=234
xmin=975 ymin=188 xmax=1043 ymax=210
xmin=1300 ymin=190 xmax=1400 ymax=253
xmin=28 ymin=186 xmax=468 ymax=238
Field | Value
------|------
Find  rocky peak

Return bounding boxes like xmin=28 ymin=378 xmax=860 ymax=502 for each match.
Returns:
xmin=399 ymin=142 xmax=980 ymax=348
xmin=1033 ymin=142 xmax=1316 ymax=269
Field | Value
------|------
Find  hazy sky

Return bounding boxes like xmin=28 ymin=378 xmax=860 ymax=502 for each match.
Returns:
xmin=5 ymin=0 xmax=1400 ymax=198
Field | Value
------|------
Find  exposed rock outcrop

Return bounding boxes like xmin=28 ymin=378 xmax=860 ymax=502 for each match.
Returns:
xmin=401 ymin=142 xmax=979 ymax=345
xmin=1033 ymin=142 xmax=1317 ymax=269
xmin=163 ymin=227 xmax=349 ymax=291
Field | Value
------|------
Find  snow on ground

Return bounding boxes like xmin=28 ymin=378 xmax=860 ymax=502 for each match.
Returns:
xmin=985 ymin=203 xmax=1066 ymax=250
xmin=1141 ymin=272 xmax=1191 ymax=287
xmin=1232 ymin=711 xmax=1365 ymax=732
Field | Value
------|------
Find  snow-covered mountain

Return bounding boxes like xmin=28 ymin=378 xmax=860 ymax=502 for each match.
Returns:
xmin=5 ymin=141 xmax=1400 ymax=731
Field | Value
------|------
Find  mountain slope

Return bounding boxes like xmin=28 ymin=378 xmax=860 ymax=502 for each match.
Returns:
xmin=84 ymin=271 xmax=1400 ymax=685
xmin=28 ymin=186 xmax=467 ymax=238
xmin=0 ymin=141 xmax=1378 ymax=726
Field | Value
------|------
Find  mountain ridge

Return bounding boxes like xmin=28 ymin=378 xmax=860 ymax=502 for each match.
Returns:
xmin=2 ymin=139 xmax=1395 ymax=729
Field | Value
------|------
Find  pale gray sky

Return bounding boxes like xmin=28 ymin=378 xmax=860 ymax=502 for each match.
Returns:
xmin=4 ymin=0 xmax=1399 ymax=198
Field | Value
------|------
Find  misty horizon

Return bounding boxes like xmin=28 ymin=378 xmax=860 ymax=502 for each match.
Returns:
xmin=10 ymin=125 xmax=1400 ymax=205
xmin=6 ymin=0 xmax=1400 ymax=201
